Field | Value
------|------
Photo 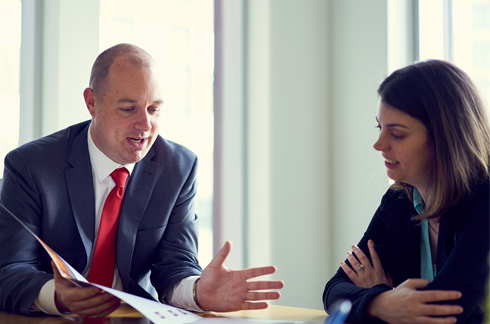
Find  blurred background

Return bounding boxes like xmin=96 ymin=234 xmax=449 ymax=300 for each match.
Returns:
xmin=0 ymin=0 xmax=487 ymax=311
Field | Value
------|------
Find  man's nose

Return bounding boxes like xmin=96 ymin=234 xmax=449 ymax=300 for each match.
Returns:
xmin=135 ymin=109 xmax=152 ymax=131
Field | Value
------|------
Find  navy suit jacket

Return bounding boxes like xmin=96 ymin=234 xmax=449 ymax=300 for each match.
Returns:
xmin=323 ymin=179 xmax=489 ymax=324
xmin=0 ymin=120 xmax=203 ymax=315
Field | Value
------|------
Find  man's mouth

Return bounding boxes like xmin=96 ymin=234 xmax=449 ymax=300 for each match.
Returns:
xmin=129 ymin=138 xmax=144 ymax=144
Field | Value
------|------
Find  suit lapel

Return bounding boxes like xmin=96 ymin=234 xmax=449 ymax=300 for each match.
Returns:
xmin=65 ymin=124 xmax=96 ymax=271
xmin=116 ymin=148 xmax=160 ymax=291
xmin=374 ymin=196 xmax=421 ymax=286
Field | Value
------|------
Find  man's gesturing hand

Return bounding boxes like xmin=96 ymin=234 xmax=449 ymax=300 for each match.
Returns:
xmin=196 ymin=241 xmax=284 ymax=312
xmin=52 ymin=261 xmax=120 ymax=318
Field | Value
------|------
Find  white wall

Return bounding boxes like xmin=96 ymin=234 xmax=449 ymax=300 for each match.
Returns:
xmin=243 ymin=0 xmax=394 ymax=310
xmin=41 ymin=0 xmax=100 ymax=136
xmin=328 ymin=1 xmax=391 ymax=276
xmin=250 ymin=0 xmax=332 ymax=309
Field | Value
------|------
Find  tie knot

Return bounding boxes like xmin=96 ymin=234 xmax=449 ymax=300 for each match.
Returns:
xmin=110 ymin=168 xmax=129 ymax=188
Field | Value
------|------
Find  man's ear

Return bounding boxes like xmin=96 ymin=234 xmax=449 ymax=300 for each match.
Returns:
xmin=83 ymin=88 xmax=97 ymax=118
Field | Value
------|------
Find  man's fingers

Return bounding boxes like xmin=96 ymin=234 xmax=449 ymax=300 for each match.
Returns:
xmin=67 ymin=291 xmax=121 ymax=318
xmin=241 ymin=265 xmax=277 ymax=279
xmin=57 ymin=283 xmax=103 ymax=302
xmin=246 ymin=280 xmax=284 ymax=290
xmin=52 ymin=259 xmax=119 ymax=317
xmin=242 ymin=301 xmax=269 ymax=310
xmin=78 ymin=294 xmax=121 ymax=318
xmin=208 ymin=241 xmax=232 ymax=268
xmin=244 ymin=291 xmax=281 ymax=301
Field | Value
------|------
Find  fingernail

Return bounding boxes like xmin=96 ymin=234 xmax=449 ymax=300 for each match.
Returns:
xmin=340 ymin=261 xmax=344 ymax=265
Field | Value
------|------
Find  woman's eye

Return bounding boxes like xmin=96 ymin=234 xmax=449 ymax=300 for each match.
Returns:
xmin=392 ymin=133 xmax=403 ymax=140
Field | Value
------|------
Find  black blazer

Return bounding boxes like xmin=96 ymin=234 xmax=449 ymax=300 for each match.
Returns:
xmin=323 ymin=179 xmax=489 ymax=324
xmin=0 ymin=121 xmax=203 ymax=315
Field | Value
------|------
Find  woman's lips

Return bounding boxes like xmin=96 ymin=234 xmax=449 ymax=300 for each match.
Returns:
xmin=384 ymin=158 xmax=399 ymax=169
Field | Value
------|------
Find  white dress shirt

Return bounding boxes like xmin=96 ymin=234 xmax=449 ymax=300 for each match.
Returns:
xmin=31 ymin=124 xmax=200 ymax=314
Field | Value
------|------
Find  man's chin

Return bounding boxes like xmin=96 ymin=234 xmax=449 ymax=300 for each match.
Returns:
xmin=126 ymin=153 xmax=148 ymax=164
xmin=115 ymin=150 xmax=150 ymax=165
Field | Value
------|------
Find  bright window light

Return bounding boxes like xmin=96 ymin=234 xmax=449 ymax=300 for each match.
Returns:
xmin=0 ymin=0 xmax=21 ymax=177
xmin=419 ymin=0 xmax=446 ymax=61
xmin=99 ymin=0 xmax=215 ymax=267
xmin=453 ymin=0 xmax=490 ymax=105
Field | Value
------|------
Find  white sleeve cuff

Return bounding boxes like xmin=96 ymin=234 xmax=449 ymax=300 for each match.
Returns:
xmin=30 ymin=279 xmax=65 ymax=315
xmin=165 ymin=276 xmax=202 ymax=312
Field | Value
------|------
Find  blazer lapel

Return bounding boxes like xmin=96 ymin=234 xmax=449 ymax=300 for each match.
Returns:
xmin=374 ymin=196 xmax=421 ymax=286
xmin=65 ymin=124 xmax=96 ymax=272
xmin=116 ymin=147 xmax=160 ymax=291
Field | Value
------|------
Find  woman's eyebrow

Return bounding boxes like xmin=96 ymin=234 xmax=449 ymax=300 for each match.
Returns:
xmin=385 ymin=123 xmax=409 ymax=129
xmin=375 ymin=117 xmax=409 ymax=129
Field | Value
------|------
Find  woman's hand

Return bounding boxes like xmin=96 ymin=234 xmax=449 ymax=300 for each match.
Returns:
xmin=366 ymin=279 xmax=463 ymax=324
xmin=340 ymin=239 xmax=392 ymax=288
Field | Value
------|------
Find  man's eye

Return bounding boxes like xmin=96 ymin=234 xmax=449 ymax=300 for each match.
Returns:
xmin=120 ymin=108 xmax=134 ymax=112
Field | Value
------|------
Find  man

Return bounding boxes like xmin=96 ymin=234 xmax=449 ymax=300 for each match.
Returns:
xmin=0 ymin=44 xmax=283 ymax=318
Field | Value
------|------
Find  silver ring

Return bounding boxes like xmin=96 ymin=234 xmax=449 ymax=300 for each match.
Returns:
xmin=354 ymin=264 xmax=364 ymax=274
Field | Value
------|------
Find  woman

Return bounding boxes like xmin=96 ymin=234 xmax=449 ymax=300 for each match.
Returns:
xmin=323 ymin=60 xmax=490 ymax=324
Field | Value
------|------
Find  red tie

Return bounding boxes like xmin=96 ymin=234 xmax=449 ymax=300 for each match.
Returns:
xmin=88 ymin=167 xmax=129 ymax=287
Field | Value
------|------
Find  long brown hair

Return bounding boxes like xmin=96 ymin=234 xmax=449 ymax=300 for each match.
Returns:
xmin=378 ymin=60 xmax=490 ymax=220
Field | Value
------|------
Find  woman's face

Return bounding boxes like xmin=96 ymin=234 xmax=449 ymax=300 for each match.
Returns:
xmin=373 ymin=101 xmax=433 ymax=193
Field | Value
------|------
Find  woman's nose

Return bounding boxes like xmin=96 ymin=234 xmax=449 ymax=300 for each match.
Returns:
xmin=373 ymin=134 xmax=388 ymax=152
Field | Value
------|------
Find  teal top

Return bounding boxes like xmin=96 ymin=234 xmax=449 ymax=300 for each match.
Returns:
xmin=413 ymin=188 xmax=435 ymax=281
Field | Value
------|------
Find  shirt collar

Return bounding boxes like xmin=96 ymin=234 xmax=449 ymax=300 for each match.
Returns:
xmin=413 ymin=187 xmax=424 ymax=215
xmin=87 ymin=123 xmax=135 ymax=183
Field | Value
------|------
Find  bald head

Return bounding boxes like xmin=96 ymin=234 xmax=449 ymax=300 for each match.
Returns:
xmin=89 ymin=43 xmax=155 ymax=100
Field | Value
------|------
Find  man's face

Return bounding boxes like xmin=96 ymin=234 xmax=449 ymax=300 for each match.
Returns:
xmin=85 ymin=56 xmax=164 ymax=164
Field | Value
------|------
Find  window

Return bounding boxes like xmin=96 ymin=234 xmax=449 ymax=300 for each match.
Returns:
xmin=453 ymin=0 xmax=490 ymax=103
xmin=419 ymin=0 xmax=446 ymax=61
xmin=99 ymin=0 xmax=215 ymax=266
xmin=419 ymin=0 xmax=490 ymax=105
xmin=0 ymin=0 xmax=21 ymax=176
